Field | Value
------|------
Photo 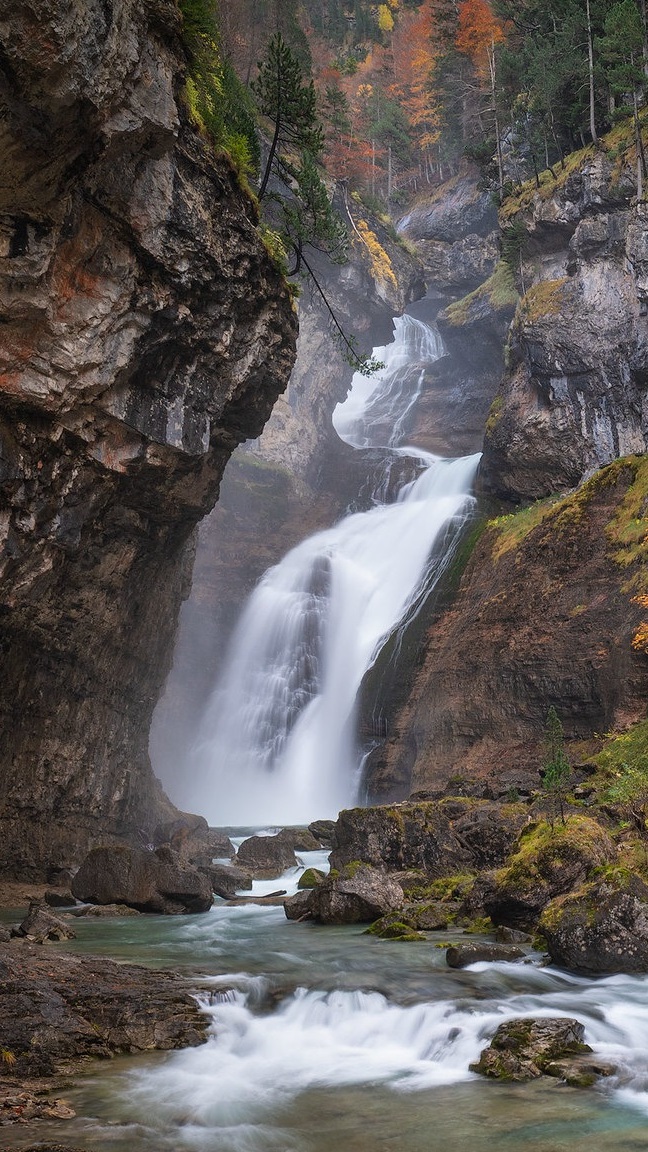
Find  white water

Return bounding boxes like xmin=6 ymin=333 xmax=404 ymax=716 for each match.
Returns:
xmin=191 ymin=316 xmax=480 ymax=824
xmin=58 ymin=895 xmax=648 ymax=1152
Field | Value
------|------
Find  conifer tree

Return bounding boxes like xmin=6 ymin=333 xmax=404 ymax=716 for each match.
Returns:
xmin=541 ymin=706 xmax=572 ymax=829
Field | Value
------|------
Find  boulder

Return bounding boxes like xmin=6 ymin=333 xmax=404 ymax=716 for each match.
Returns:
xmin=310 ymin=865 xmax=404 ymax=925
xmin=366 ymin=915 xmax=425 ymax=941
xmin=14 ymin=902 xmax=76 ymax=943
xmin=470 ymin=1017 xmax=592 ymax=1081
xmin=284 ymin=890 xmax=315 ymax=921
xmin=308 ymin=819 xmax=336 ymax=846
xmin=329 ymin=800 xmax=526 ymax=878
xmin=476 ymin=817 xmax=616 ymax=931
xmin=44 ymin=890 xmax=76 ymax=908
xmin=540 ymin=873 xmax=648 ymax=974
xmin=153 ymin=817 xmax=234 ymax=864
xmin=71 ymin=845 xmax=213 ymax=914
xmin=446 ymin=942 xmax=525 ymax=968
xmin=297 ymin=867 xmax=326 ymax=890
xmin=236 ymin=834 xmax=298 ymax=878
xmin=203 ymin=862 xmax=253 ymax=899
xmin=277 ymin=828 xmax=322 ymax=852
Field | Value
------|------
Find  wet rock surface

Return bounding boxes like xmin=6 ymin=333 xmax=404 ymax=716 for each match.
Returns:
xmin=0 ymin=941 xmax=207 ymax=1080
xmin=445 ymin=942 xmax=525 ymax=968
xmin=470 ymin=1017 xmax=594 ymax=1082
xmin=70 ymin=845 xmax=213 ymax=914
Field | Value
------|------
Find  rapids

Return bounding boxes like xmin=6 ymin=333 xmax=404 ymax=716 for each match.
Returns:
xmin=10 ymin=851 xmax=648 ymax=1152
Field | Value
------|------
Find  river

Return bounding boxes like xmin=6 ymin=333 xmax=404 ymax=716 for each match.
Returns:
xmin=7 ymin=848 xmax=648 ymax=1151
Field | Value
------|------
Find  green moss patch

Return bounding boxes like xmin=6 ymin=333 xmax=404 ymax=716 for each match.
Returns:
xmin=443 ymin=262 xmax=519 ymax=328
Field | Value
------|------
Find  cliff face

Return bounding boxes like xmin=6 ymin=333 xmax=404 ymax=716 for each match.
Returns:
xmin=482 ymin=153 xmax=648 ymax=499
xmin=368 ymin=458 xmax=648 ymax=799
xmin=0 ymin=0 xmax=297 ymax=877
xmin=365 ymin=150 xmax=648 ymax=803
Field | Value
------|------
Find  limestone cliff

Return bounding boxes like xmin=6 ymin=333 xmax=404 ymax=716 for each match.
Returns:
xmin=365 ymin=146 xmax=648 ymax=802
xmin=482 ymin=148 xmax=648 ymax=499
xmin=0 ymin=0 xmax=297 ymax=877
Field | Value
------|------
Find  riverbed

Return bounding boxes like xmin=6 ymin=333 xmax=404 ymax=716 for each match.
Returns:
xmin=4 ymin=848 xmax=648 ymax=1152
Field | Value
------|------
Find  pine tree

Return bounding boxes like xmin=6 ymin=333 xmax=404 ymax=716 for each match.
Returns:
xmin=599 ymin=0 xmax=647 ymax=197
xmin=541 ymin=706 xmax=572 ymax=829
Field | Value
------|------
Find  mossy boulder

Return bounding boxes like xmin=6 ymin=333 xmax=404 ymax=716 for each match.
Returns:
xmin=540 ymin=871 xmax=648 ymax=973
xmin=297 ymin=867 xmax=326 ymax=890
xmin=477 ymin=817 xmax=615 ymax=932
xmin=310 ymin=864 xmax=404 ymax=925
xmin=470 ymin=1017 xmax=593 ymax=1082
xmin=366 ymin=915 xmax=425 ymax=942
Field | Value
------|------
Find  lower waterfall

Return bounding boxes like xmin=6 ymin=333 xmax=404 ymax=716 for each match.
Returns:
xmin=190 ymin=315 xmax=480 ymax=824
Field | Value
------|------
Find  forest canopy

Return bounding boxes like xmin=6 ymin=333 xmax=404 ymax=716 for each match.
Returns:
xmin=207 ymin=0 xmax=648 ymax=206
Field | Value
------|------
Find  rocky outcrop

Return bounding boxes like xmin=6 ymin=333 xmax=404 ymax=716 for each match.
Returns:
xmin=310 ymin=863 xmax=404 ymax=925
xmin=369 ymin=456 xmax=648 ymax=796
xmin=0 ymin=940 xmax=207 ymax=1079
xmin=0 ymin=0 xmax=296 ymax=877
xmin=482 ymin=152 xmax=648 ymax=500
xmin=329 ymin=799 xmax=526 ymax=877
xmin=70 ymin=845 xmax=213 ymax=913
xmin=540 ymin=873 xmax=648 ymax=974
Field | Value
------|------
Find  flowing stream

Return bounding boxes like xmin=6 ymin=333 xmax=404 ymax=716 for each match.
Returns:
xmin=190 ymin=316 xmax=480 ymax=824
xmin=10 ymin=852 xmax=648 ymax=1152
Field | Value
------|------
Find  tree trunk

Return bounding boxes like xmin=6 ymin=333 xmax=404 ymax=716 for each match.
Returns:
xmin=586 ymin=0 xmax=598 ymax=145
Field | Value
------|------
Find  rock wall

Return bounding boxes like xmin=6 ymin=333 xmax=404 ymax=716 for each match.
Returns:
xmin=482 ymin=153 xmax=648 ymax=499
xmin=0 ymin=0 xmax=297 ymax=877
xmin=366 ymin=149 xmax=648 ymax=801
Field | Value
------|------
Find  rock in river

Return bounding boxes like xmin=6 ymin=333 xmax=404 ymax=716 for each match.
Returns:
xmin=310 ymin=864 xmax=404 ymax=925
xmin=470 ymin=1017 xmax=613 ymax=1085
xmin=236 ymin=834 xmax=297 ymax=878
xmin=71 ymin=845 xmax=213 ymax=914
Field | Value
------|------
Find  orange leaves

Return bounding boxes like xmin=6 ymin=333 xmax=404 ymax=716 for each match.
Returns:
xmin=632 ymin=595 xmax=648 ymax=655
xmin=456 ymin=0 xmax=505 ymax=73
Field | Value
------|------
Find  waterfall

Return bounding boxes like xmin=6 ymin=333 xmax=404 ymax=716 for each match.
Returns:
xmin=190 ymin=315 xmax=480 ymax=824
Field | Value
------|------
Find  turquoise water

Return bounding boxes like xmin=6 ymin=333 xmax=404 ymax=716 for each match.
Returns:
xmin=4 ymin=852 xmax=648 ymax=1151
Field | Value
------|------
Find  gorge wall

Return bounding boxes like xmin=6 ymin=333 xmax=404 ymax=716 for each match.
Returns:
xmin=0 ymin=0 xmax=296 ymax=877
xmin=366 ymin=143 xmax=648 ymax=802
